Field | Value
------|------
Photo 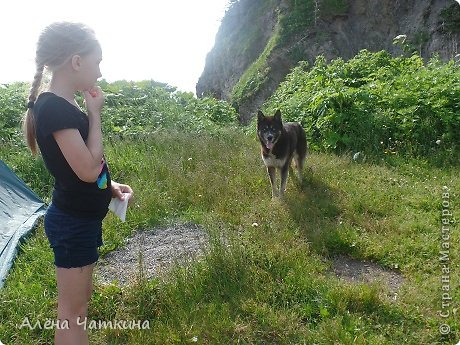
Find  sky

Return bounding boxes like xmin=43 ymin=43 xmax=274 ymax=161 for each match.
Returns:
xmin=0 ymin=0 xmax=229 ymax=93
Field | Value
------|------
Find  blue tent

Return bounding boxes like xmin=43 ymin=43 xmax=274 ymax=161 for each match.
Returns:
xmin=0 ymin=160 xmax=46 ymax=287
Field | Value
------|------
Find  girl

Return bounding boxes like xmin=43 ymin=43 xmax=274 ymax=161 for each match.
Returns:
xmin=23 ymin=22 xmax=133 ymax=345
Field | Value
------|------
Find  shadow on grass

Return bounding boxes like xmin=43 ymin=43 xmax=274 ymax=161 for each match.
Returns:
xmin=284 ymin=168 xmax=353 ymax=258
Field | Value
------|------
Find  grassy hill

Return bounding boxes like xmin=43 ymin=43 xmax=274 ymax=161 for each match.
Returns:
xmin=0 ymin=52 xmax=459 ymax=344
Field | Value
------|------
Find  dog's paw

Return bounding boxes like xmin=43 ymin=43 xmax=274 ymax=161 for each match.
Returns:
xmin=272 ymin=191 xmax=285 ymax=200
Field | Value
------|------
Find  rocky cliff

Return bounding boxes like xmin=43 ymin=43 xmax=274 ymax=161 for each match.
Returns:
xmin=196 ymin=0 xmax=460 ymax=124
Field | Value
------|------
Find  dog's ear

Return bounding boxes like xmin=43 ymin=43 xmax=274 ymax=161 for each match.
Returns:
xmin=274 ymin=109 xmax=282 ymax=121
xmin=257 ymin=110 xmax=265 ymax=122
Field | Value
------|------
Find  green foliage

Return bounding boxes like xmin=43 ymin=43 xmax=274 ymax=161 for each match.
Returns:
xmin=183 ymin=95 xmax=238 ymax=125
xmin=97 ymin=80 xmax=234 ymax=137
xmin=319 ymin=0 xmax=348 ymax=18
xmin=280 ymin=0 xmax=348 ymax=41
xmin=393 ymin=32 xmax=430 ymax=56
xmin=280 ymin=0 xmax=315 ymax=40
xmin=0 ymin=79 xmax=239 ymax=148
xmin=0 ymin=82 xmax=28 ymax=145
xmin=264 ymin=50 xmax=460 ymax=163
xmin=440 ymin=4 xmax=460 ymax=33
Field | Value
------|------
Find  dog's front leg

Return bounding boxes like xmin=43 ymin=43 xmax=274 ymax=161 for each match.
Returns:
xmin=267 ymin=166 xmax=278 ymax=198
xmin=279 ymin=164 xmax=289 ymax=198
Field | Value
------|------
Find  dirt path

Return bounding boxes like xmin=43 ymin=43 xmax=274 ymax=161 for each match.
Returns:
xmin=95 ymin=223 xmax=403 ymax=299
xmin=95 ymin=223 xmax=208 ymax=286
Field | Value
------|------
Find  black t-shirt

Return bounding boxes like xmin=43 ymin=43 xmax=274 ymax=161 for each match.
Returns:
xmin=35 ymin=92 xmax=112 ymax=219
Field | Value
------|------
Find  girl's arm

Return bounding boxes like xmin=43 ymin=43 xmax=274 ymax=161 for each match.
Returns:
xmin=53 ymin=88 xmax=104 ymax=183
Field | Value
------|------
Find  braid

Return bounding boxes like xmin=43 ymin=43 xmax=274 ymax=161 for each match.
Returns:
xmin=29 ymin=65 xmax=44 ymax=103
xmin=23 ymin=64 xmax=44 ymax=155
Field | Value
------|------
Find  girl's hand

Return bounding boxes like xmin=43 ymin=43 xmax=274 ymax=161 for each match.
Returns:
xmin=83 ymin=86 xmax=104 ymax=117
xmin=111 ymin=181 xmax=134 ymax=205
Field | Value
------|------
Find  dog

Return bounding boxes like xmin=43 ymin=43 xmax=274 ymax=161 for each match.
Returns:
xmin=257 ymin=109 xmax=307 ymax=198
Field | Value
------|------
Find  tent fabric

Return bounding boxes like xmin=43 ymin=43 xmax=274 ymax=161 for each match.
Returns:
xmin=0 ymin=160 xmax=46 ymax=287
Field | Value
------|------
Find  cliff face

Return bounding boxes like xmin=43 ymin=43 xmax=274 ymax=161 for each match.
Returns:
xmin=196 ymin=0 xmax=281 ymax=100
xmin=196 ymin=0 xmax=460 ymax=124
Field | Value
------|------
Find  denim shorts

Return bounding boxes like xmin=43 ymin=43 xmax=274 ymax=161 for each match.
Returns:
xmin=44 ymin=203 xmax=103 ymax=268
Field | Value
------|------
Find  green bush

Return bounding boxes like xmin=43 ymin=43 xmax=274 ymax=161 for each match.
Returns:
xmin=0 ymin=82 xmax=28 ymax=145
xmin=263 ymin=50 xmax=460 ymax=162
xmin=97 ymin=80 xmax=239 ymax=136
xmin=184 ymin=95 xmax=238 ymax=126
xmin=0 ymin=79 xmax=240 ymax=150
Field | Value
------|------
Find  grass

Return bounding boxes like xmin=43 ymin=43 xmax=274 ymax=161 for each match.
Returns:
xmin=0 ymin=128 xmax=459 ymax=344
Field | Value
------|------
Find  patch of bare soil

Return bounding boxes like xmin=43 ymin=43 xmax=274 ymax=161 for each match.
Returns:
xmin=94 ymin=223 xmax=209 ymax=286
xmin=95 ymin=225 xmax=404 ymax=302
xmin=330 ymin=255 xmax=404 ymax=300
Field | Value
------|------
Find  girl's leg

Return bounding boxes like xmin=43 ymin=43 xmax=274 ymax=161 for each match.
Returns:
xmin=55 ymin=263 xmax=95 ymax=345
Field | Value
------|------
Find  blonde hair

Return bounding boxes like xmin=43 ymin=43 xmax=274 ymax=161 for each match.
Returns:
xmin=23 ymin=22 xmax=100 ymax=155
